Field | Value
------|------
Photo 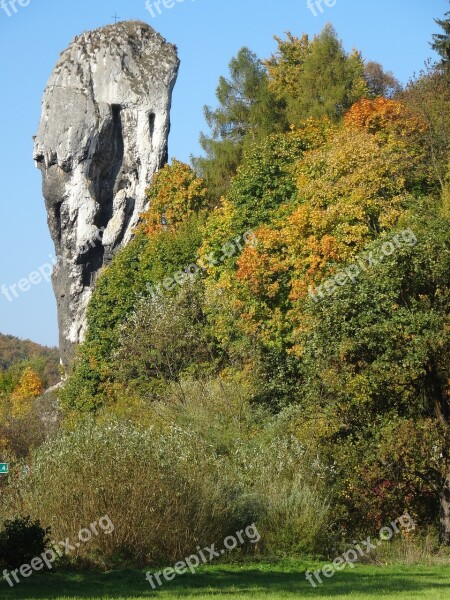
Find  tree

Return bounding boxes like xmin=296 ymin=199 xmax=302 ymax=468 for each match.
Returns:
xmin=363 ymin=61 xmax=401 ymax=98
xmin=295 ymin=214 xmax=450 ymax=542
xmin=201 ymin=120 xmax=330 ymax=260
xmin=198 ymin=122 xmax=331 ymax=369
xmin=266 ymin=25 xmax=368 ymax=125
xmin=431 ymin=3 xmax=450 ymax=66
xmin=193 ymin=48 xmax=287 ymax=200
xmin=198 ymin=102 xmax=427 ymax=403
xmin=234 ymin=104 xmax=426 ymax=351
xmin=111 ymin=282 xmax=216 ymax=402
xmin=140 ymin=159 xmax=209 ymax=235
xmin=403 ymin=63 xmax=450 ymax=199
xmin=344 ymin=98 xmax=428 ymax=187
xmin=11 ymin=368 xmax=43 ymax=418
xmin=265 ymin=32 xmax=311 ymax=99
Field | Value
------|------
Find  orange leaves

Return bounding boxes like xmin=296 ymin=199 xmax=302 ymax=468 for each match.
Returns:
xmin=236 ymin=246 xmax=261 ymax=290
xmin=236 ymin=225 xmax=288 ymax=297
xmin=345 ymin=97 xmax=401 ymax=129
xmin=344 ymin=97 xmax=426 ymax=138
xmin=343 ymin=98 xmax=428 ymax=191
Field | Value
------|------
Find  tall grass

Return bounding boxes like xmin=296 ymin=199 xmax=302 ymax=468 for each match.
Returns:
xmin=1 ymin=381 xmax=330 ymax=567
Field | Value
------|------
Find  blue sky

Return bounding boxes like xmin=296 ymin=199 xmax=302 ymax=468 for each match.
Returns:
xmin=0 ymin=0 xmax=446 ymax=348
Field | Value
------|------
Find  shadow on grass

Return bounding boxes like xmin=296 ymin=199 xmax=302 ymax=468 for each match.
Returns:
xmin=1 ymin=565 xmax=450 ymax=598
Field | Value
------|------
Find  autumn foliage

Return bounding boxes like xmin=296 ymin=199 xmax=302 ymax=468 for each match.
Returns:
xmin=45 ymin=18 xmax=450 ymax=552
xmin=344 ymin=97 xmax=425 ymax=135
xmin=139 ymin=159 xmax=208 ymax=236
xmin=11 ymin=368 xmax=43 ymax=418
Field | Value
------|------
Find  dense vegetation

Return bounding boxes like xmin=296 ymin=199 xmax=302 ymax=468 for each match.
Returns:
xmin=1 ymin=15 xmax=450 ymax=571
xmin=0 ymin=335 xmax=60 ymax=460
xmin=0 ymin=333 xmax=59 ymax=378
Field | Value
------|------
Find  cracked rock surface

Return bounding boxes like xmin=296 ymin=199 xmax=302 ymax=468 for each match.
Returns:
xmin=34 ymin=21 xmax=179 ymax=366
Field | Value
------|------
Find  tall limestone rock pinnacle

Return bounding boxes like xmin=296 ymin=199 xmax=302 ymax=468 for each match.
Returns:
xmin=34 ymin=21 xmax=179 ymax=366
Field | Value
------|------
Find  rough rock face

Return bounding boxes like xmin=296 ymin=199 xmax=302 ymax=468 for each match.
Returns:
xmin=34 ymin=21 xmax=179 ymax=366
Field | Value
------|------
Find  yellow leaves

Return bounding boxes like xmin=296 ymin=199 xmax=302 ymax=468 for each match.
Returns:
xmin=292 ymin=410 xmax=342 ymax=448
xmin=11 ymin=368 xmax=43 ymax=400
xmin=265 ymin=32 xmax=310 ymax=99
xmin=139 ymin=159 xmax=208 ymax=237
xmin=295 ymin=127 xmax=410 ymax=247
xmin=289 ymin=279 xmax=310 ymax=304
xmin=287 ymin=205 xmax=310 ymax=237
xmin=0 ymin=435 xmax=9 ymax=454
xmin=198 ymin=199 xmax=236 ymax=268
xmin=10 ymin=367 xmax=43 ymax=419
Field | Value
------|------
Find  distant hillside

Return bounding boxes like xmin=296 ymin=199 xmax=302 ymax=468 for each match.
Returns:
xmin=0 ymin=333 xmax=60 ymax=386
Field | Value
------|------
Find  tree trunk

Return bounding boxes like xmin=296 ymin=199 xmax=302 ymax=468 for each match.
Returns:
xmin=440 ymin=463 xmax=450 ymax=545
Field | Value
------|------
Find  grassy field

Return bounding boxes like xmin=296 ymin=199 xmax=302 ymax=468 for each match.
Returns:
xmin=1 ymin=562 xmax=450 ymax=599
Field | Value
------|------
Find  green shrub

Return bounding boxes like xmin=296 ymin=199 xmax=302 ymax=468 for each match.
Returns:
xmin=60 ymin=213 xmax=207 ymax=414
xmin=0 ymin=516 xmax=50 ymax=569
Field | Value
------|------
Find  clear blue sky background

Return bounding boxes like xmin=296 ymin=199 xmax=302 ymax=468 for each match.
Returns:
xmin=0 ymin=0 xmax=446 ymax=348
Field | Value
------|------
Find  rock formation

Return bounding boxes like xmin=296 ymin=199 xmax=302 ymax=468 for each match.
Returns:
xmin=34 ymin=21 xmax=179 ymax=366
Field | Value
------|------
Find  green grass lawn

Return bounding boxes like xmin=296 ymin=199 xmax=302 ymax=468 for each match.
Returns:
xmin=1 ymin=562 xmax=450 ymax=599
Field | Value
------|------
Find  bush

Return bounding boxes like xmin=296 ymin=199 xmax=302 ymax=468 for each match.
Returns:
xmin=0 ymin=392 xmax=61 ymax=460
xmin=110 ymin=282 xmax=217 ymax=401
xmin=2 ymin=421 xmax=250 ymax=566
xmin=0 ymin=409 xmax=330 ymax=566
xmin=0 ymin=516 xmax=50 ymax=569
xmin=60 ymin=213 xmax=207 ymax=414
xmin=231 ymin=432 xmax=331 ymax=556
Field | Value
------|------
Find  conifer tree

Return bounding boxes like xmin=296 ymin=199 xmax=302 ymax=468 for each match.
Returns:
xmin=432 ymin=4 xmax=450 ymax=65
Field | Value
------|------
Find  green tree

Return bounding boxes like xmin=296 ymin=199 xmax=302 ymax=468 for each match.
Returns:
xmin=193 ymin=47 xmax=287 ymax=200
xmin=431 ymin=3 xmax=450 ymax=66
xmin=404 ymin=63 xmax=450 ymax=196
xmin=266 ymin=25 xmax=368 ymax=125
xmin=296 ymin=213 xmax=450 ymax=542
